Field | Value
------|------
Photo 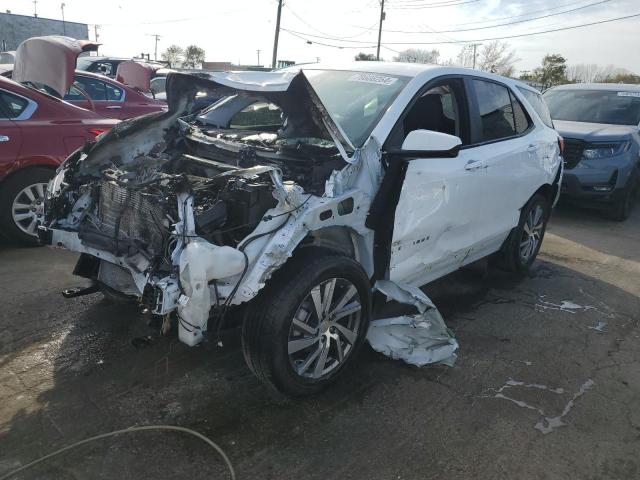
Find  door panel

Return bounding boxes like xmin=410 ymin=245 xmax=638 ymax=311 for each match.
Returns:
xmin=0 ymin=119 xmax=22 ymax=173
xmin=389 ymin=148 xmax=487 ymax=286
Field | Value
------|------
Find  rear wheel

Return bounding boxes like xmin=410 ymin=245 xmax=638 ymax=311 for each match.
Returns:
xmin=0 ymin=168 xmax=53 ymax=246
xmin=242 ymin=252 xmax=371 ymax=396
xmin=496 ymin=193 xmax=550 ymax=273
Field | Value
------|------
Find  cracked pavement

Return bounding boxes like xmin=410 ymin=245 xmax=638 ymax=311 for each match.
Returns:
xmin=0 ymin=203 xmax=639 ymax=479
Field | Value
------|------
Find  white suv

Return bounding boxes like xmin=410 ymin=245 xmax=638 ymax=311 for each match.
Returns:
xmin=43 ymin=63 xmax=562 ymax=395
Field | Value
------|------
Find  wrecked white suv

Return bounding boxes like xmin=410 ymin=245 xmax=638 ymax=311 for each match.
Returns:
xmin=42 ymin=63 xmax=562 ymax=395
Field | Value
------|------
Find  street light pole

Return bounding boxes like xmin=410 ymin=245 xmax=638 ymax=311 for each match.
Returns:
xmin=257 ymin=49 xmax=261 ymax=66
xmin=376 ymin=0 xmax=385 ymax=61
xmin=61 ymin=3 xmax=66 ymax=35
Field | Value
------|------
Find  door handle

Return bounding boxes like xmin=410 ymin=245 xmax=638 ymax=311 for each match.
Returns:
xmin=106 ymin=105 xmax=122 ymax=110
xmin=527 ymin=144 xmax=539 ymax=152
xmin=0 ymin=135 xmax=10 ymax=142
xmin=464 ymin=159 xmax=487 ymax=171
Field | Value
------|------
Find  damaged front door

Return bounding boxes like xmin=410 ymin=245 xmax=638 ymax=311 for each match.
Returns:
xmin=386 ymin=78 xmax=487 ymax=286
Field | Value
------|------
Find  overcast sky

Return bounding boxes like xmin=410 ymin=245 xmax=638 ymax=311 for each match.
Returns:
xmin=3 ymin=0 xmax=639 ymax=74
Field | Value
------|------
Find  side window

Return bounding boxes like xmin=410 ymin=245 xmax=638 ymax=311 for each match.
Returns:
xmin=93 ymin=62 xmax=113 ymax=76
xmin=511 ymin=92 xmax=532 ymax=134
xmin=105 ymin=82 xmax=124 ymax=101
xmin=473 ymin=79 xmax=516 ymax=142
xmin=229 ymin=101 xmax=283 ymax=131
xmin=0 ymin=91 xmax=28 ymax=119
xmin=400 ymin=81 xmax=465 ymax=144
xmin=74 ymin=76 xmax=107 ymax=101
xmin=64 ymin=84 xmax=85 ymax=101
xmin=517 ymin=87 xmax=553 ymax=128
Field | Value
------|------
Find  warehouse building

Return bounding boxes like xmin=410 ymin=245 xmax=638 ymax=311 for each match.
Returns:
xmin=0 ymin=11 xmax=88 ymax=51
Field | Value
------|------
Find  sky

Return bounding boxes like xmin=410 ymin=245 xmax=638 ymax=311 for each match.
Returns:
xmin=2 ymin=0 xmax=639 ymax=74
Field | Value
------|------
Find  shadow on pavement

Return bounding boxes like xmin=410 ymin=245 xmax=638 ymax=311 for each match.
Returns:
xmin=1 ymin=250 xmax=639 ymax=479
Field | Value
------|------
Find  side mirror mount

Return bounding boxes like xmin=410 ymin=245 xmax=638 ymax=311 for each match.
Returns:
xmin=398 ymin=129 xmax=462 ymax=158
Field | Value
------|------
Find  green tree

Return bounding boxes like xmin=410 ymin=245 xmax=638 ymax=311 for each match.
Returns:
xmin=534 ymin=54 xmax=568 ymax=87
xmin=161 ymin=44 xmax=184 ymax=68
xmin=183 ymin=45 xmax=206 ymax=68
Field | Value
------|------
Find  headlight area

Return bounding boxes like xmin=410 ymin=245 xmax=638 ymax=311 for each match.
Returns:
xmin=582 ymin=141 xmax=630 ymax=160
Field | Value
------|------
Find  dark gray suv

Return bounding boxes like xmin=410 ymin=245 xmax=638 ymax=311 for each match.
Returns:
xmin=544 ymin=83 xmax=640 ymax=220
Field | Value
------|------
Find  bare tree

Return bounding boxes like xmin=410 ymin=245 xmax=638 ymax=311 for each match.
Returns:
xmin=476 ymin=40 xmax=519 ymax=77
xmin=355 ymin=52 xmax=376 ymax=61
xmin=183 ymin=45 xmax=206 ymax=69
xmin=393 ymin=48 xmax=440 ymax=64
xmin=456 ymin=44 xmax=475 ymax=68
xmin=161 ymin=45 xmax=184 ymax=68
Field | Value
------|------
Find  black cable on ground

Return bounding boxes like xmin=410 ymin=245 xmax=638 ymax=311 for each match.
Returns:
xmin=0 ymin=425 xmax=235 ymax=480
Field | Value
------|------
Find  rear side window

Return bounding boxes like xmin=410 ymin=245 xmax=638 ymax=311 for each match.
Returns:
xmin=518 ymin=87 xmax=553 ymax=128
xmin=0 ymin=90 xmax=28 ymax=118
xmin=74 ymin=76 xmax=108 ymax=101
xmin=511 ymin=92 xmax=531 ymax=134
xmin=105 ymin=82 xmax=124 ymax=101
xmin=473 ymin=79 xmax=516 ymax=142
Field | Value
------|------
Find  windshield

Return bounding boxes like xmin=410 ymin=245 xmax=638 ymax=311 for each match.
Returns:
xmin=544 ymin=89 xmax=640 ymax=126
xmin=304 ymin=70 xmax=409 ymax=146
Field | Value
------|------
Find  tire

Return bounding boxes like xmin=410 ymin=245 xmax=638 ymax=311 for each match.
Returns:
xmin=607 ymin=181 xmax=637 ymax=222
xmin=497 ymin=193 xmax=550 ymax=274
xmin=0 ymin=168 xmax=54 ymax=246
xmin=241 ymin=251 xmax=371 ymax=396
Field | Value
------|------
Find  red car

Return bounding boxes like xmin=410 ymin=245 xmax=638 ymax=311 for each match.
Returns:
xmin=63 ymin=70 xmax=166 ymax=120
xmin=0 ymin=76 xmax=118 ymax=244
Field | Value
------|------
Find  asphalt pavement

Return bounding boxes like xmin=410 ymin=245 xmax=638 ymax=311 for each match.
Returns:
xmin=0 ymin=203 xmax=638 ymax=480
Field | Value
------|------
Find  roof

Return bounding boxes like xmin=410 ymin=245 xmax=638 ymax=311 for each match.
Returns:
xmin=284 ymin=60 xmax=536 ymax=92
xmin=549 ymin=83 xmax=640 ymax=91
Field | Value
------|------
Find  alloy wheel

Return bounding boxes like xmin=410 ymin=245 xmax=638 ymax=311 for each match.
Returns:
xmin=519 ymin=204 xmax=545 ymax=263
xmin=11 ymin=182 xmax=47 ymax=237
xmin=287 ymin=278 xmax=362 ymax=380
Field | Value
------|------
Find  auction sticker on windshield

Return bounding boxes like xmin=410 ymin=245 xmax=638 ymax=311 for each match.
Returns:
xmin=348 ymin=73 xmax=398 ymax=85
xmin=617 ymin=91 xmax=640 ymax=97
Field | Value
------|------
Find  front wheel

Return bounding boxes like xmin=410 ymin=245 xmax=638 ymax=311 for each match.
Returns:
xmin=497 ymin=193 xmax=550 ymax=273
xmin=607 ymin=182 xmax=637 ymax=222
xmin=242 ymin=252 xmax=371 ymax=396
xmin=0 ymin=168 xmax=53 ymax=246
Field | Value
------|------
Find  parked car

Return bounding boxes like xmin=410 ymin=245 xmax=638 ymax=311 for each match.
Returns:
xmin=42 ymin=63 xmax=562 ymax=395
xmin=63 ymin=71 xmax=166 ymax=120
xmin=543 ymin=83 xmax=640 ymax=220
xmin=76 ymin=55 xmax=166 ymax=78
xmin=0 ymin=76 xmax=118 ymax=244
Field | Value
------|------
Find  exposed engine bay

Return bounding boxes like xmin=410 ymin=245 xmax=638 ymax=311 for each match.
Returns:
xmin=42 ymin=71 xmax=379 ymax=346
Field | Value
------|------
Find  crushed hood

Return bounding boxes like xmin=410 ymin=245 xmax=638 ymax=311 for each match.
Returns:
xmin=12 ymin=36 xmax=100 ymax=97
xmin=116 ymin=60 xmax=160 ymax=92
xmin=167 ymin=70 xmax=356 ymax=153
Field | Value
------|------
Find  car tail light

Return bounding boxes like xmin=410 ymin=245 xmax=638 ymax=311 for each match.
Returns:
xmin=88 ymin=128 xmax=108 ymax=137
xmin=558 ymin=136 xmax=565 ymax=155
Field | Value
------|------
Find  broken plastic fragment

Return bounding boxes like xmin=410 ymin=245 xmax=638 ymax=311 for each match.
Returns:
xmin=367 ymin=280 xmax=458 ymax=367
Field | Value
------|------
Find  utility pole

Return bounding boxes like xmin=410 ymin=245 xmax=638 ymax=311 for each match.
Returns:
xmin=94 ymin=25 xmax=100 ymax=55
xmin=471 ymin=42 xmax=482 ymax=69
xmin=149 ymin=34 xmax=161 ymax=60
xmin=33 ymin=0 xmax=37 ymax=17
xmin=256 ymin=49 xmax=261 ymax=66
xmin=376 ymin=0 xmax=385 ymax=61
xmin=271 ymin=0 xmax=283 ymax=69
xmin=61 ymin=3 xmax=66 ymax=35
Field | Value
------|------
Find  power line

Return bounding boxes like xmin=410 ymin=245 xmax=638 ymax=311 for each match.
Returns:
xmin=432 ymin=0 xmax=610 ymax=27
xmin=353 ymin=0 xmax=613 ymax=34
xmin=283 ymin=11 xmax=640 ymax=46
xmin=386 ymin=0 xmax=482 ymax=9
xmin=284 ymin=3 xmax=378 ymax=40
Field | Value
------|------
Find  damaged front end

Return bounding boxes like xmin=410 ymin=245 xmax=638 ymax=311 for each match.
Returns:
xmin=42 ymin=71 xmax=376 ymax=347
